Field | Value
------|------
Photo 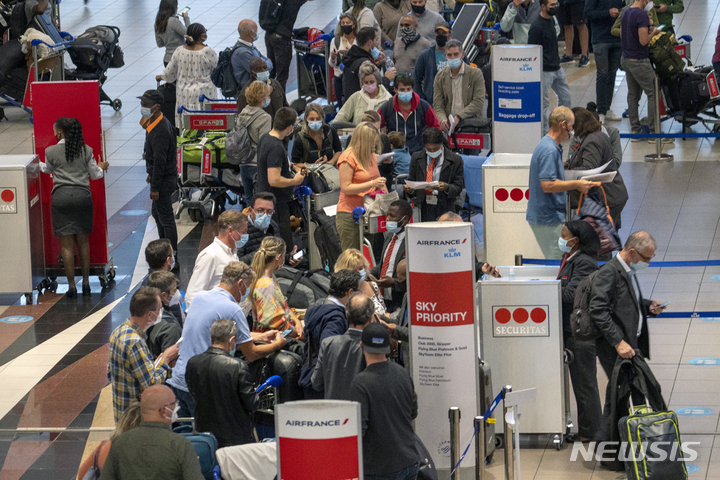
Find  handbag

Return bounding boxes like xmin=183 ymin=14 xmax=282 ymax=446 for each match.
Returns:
xmin=82 ymin=440 xmax=109 ymax=480
xmin=573 ymin=186 xmax=621 ymax=256
xmin=363 ymin=190 xmax=399 ymax=216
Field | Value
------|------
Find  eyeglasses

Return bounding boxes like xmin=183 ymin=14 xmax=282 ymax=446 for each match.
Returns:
xmin=253 ymin=207 xmax=275 ymax=215
xmin=635 ymin=251 xmax=655 ymax=263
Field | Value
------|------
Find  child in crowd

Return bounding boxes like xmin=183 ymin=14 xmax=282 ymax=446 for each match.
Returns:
xmin=388 ymin=131 xmax=411 ymax=182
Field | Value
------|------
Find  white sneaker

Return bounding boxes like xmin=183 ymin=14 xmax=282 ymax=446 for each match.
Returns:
xmin=599 ymin=113 xmax=606 ymax=124
xmin=604 ymin=110 xmax=622 ymax=122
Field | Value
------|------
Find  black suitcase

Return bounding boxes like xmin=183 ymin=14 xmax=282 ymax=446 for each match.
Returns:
xmin=0 ymin=66 xmax=29 ymax=100
xmin=666 ymin=70 xmax=710 ymax=115
xmin=311 ymin=210 xmax=343 ymax=272
xmin=0 ymin=38 xmax=25 ymax=85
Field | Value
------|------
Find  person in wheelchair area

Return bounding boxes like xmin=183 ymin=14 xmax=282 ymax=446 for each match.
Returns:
xmin=403 ymin=128 xmax=464 ymax=222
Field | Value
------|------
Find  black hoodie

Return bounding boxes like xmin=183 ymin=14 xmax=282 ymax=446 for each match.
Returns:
xmin=341 ymin=45 xmax=375 ymax=99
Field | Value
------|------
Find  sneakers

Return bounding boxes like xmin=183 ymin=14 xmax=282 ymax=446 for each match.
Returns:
xmin=559 ymin=54 xmax=574 ymax=64
xmin=604 ymin=110 xmax=622 ymax=122
xmin=648 ymin=137 xmax=675 ymax=144
xmin=599 ymin=113 xmax=605 ymax=124
xmin=578 ymin=55 xmax=589 ymax=68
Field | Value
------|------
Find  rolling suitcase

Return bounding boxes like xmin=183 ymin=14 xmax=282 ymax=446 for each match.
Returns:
xmin=478 ymin=359 xmax=496 ymax=462
xmin=174 ymin=420 xmax=219 ymax=480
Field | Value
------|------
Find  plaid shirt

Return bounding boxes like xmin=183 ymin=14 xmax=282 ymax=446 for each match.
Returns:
xmin=108 ymin=319 xmax=170 ymax=422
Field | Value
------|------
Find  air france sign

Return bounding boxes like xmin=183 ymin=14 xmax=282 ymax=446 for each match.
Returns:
xmin=492 ymin=305 xmax=550 ymax=337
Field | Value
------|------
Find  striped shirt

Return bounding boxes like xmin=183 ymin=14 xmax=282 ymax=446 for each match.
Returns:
xmin=108 ymin=319 xmax=170 ymax=422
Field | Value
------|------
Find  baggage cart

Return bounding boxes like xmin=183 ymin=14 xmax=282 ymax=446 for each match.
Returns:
xmin=199 ymin=94 xmax=238 ymax=111
xmin=292 ymin=33 xmax=333 ymax=108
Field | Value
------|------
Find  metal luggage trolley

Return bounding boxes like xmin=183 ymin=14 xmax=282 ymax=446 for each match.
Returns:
xmin=175 ymin=106 xmax=241 ymax=222
xmin=199 ymin=94 xmax=238 ymax=111
xmin=292 ymin=33 xmax=333 ymax=108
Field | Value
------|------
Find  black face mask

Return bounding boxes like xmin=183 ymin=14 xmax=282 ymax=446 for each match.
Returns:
xmin=547 ymin=5 xmax=559 ymax=15
xmin=341 ymin=25 xmax=354 ymax=35
xmin=411 ymin=4 xmax=425 ymax=14
xmin=436 ymin=35 xmax=447 ymax=47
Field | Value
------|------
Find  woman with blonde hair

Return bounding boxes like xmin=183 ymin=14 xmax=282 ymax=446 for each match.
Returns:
xmin=291 ymin=103 xmax=342 ymax=165
xmin=76 ymin=402 xmax=142 ymax=478
xmin=336 ymin=122 xmax=388 ymax=250
xmin=333 ymin=61 xmax=392 ymax=125
xmin=335 ymin=248 xmax=386 ymax=314
xmin=236 ymin=80 xmax=273 ymax=198
xmin=249 ymin=237 xmax=304 ymax=338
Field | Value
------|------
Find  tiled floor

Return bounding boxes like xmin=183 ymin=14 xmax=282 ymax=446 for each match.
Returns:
xmin=1 ymin=0 xmax=720 ymax=478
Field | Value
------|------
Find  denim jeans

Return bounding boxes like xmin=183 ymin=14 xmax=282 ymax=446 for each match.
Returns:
xmin=542 ymin=69 xmax=572 ymax=135
xmin=621 ymin=57 xmax=656 ymax=133
xmin=593 ymin=42 xmax=622 ymax=115
xmin=169 ymin=385 xmax=196 ymax=419
xmin=366 ymin=462 xmax=420 ymax=480
xmin=238 ymin=164 xmax=257 ymax=201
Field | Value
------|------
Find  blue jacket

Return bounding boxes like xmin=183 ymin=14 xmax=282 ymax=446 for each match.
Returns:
xmin=414 ymin=46 xmax=470 ymax=104
xmin=298 ymin=300 xmax=348 ymax=391
xmin=231 ymin=40 xmax=274 ymax=89
xmin=584 ymin=0 xmax=625 ymax=44
xmin=392 ymin=147 xmax=411 ymax=177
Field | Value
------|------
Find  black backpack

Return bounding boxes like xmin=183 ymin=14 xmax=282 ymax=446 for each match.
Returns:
xmin=259 ymin=0 xmax=283 ymax=33
xmin=225 ymin=121 xmax=255 ymax=165
xmin=211 ymin=45 xmax=241 ymax=98
xmin=569 ymin=270 xmax=603 ymax=341
xmin=311 ymin=211 xmax=343 ymax=272
xmin=275 ymin=266 xmax=330 ymax=309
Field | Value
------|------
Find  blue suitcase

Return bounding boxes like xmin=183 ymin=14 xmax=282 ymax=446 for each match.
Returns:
xmin=174 ymin=421 xmax=219 ymax=480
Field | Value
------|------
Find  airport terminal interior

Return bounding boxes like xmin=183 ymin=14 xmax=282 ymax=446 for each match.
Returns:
xmin=1 ymin=0 xmax=720 ymax=478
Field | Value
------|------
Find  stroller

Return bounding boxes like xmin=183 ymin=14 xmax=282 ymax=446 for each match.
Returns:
xmin=65 ymin=25 xmax=124 ymax=111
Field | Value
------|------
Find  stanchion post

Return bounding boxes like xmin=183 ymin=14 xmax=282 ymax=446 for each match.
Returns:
xmin=514 ymin=255 xmax=523 ymax=266
xmin=645 ymin=76 xmax=673 ymax=162
xmin=475 ymin=416 xmax=486 ymax=480
xmin=449 ymin=407 xmax=461 ymax=480
xmin=502 ymin=386 xmax=514 ymax=480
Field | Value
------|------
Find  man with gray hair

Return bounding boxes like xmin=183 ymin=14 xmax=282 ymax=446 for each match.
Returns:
xmin=589 ymin=231 xmax=666 ymax=445
xmin=432 ymin=39 xmax=486 ymax=133
xmin=186 ymin=319 xmax=259 ymax=448
xmin=231 ymin=19 xmax=274 ymax=92
xmin=312 ymin=292 xmax=376 ymax=400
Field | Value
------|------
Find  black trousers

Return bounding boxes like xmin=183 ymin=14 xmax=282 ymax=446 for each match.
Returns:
xmin=596 ymin=336 xmax=621 ymax=441
xmin=152 ymin=186 xmax=178 ymax=253
xmin=265 ymin=32 xmax=292 ymax=90
xmin=273 ymin=200 xmax=293 ymax=249
xmin=564 ymin=334 xmax=603 ymax=439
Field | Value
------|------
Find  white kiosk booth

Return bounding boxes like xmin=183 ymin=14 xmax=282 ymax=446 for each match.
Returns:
xmin=478 ymin=265 xmax=569 ymax=448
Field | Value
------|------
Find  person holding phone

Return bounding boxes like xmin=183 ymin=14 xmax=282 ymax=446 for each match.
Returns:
xmin=651 ymin=0 xmax=683 ymax=35
xmin=154 ymin=0 xmax=190 ymax=67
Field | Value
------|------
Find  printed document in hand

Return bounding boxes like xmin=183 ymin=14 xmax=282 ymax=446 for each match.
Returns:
xmin=565 ymin=161 xmax=611 ymax=181
xmin=405 ymin=180 xmax=440 ymax=190
xmin=376 ymin=152 xmax=394 ymax=164
xmin=448 ymin=115 xmax=457 ymax=135
xmin=582 ymin=171 xmax=616 ymax=183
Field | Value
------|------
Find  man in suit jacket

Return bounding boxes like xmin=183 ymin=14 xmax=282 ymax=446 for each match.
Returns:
xmin=311 ymin=293 xmax=374 ymax=399
xmin=370 ymin=200 xmax=413 ymax=312
xmin=432 ymin=39 xmax=486 ymax=134
xmin=404 ymin=127 xmax=464 ymax=222
xmin=589 ymin=231 xmax=666 ymax=444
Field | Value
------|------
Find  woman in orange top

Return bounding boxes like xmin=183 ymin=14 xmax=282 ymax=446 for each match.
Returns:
xmin=76 ymin=402 xmax=142 ymax=479
xmin=336 ymin=122 xmax=388 ymax=250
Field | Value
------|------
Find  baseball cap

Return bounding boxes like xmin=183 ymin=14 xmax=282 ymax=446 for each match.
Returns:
xmin=435 ymin=21 xmax=451 ymax=33
xmin=361 ymin=323 xmax=391 ymax=355
xmin=137 ymin=89 xmax=164 ymax=105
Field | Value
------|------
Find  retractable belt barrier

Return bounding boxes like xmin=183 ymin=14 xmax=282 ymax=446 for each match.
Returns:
xmin=619 ymin=132 xmax=720 ymax=139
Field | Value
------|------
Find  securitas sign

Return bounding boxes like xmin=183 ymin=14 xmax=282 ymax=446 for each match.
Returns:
xmin=492 ymin=305 xmax=549 ymax=337
xmin=0 ymin=188 xmax=17 ymax=214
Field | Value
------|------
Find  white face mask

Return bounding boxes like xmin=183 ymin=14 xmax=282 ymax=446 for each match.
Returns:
xmin=644 ymin=1 xmax=654 ymax=11
xmin=149 ymin=310 xmax=163 ymax=327
xmin=165 ymin=404 xmax=180 ymax=423
xmin=169 ymin=290 xmax=182 ymax=306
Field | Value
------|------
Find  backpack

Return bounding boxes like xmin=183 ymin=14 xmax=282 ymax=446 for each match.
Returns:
xmin=306 ymin=164 xmax=340 ymax=194
xmin=648 ymin=32 xmax=685 ymax=80
xmin=258 ymin=0 xmax=283 ymax=33
xmin=211 ymin=45 xmax=241 ymax=98
xmin=569 ymin=270 xmax=603 ymax=341
xmin=311 ymin=210 xmax=343 ymax=272
xmin=275 ymin=266 xmax=331 ymax=309
xmin=225 ymin=119 xmax=255 ymax=165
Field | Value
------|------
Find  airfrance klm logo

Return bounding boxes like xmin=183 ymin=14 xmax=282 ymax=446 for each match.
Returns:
xmin=445 ymin=247 xmax=461 ymax=258
xmin=499 ymin=57 xmax=537 ymax=62
xmin=416 ymin=239 xmax=467 ymax=246
xmin=286 ymin=419 xmax=349 ymax=427
xmin=520 ymin=63 xmax=532 ymax=71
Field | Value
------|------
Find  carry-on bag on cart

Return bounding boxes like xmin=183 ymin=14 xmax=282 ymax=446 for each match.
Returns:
xmin=664 ymin=68 xmax=712 ymax=115
xmin=648 ymin=32 xmax=685 ymax=80
xmin=311 ymin=210 xmax=343 ymax=272
xmin=174 ymin=421 xmax=219 ymax=480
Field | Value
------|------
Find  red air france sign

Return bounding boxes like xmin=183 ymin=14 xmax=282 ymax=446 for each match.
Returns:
xmin=492 ymin=305 xmax=549 ymax=337
xmin=410 ymin=271 xmax=474 ymax=327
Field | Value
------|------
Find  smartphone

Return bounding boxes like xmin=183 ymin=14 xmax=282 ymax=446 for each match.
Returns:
xmin=657 ymin=24 xmax=665 ymax=30
xmin=180 ymin=6 xmax=190 ymax=14
xmin=293 ymin=249 xmax=305 ymax=260
xmin=657 ymin=302 xmax=669 ymax=308
xmin=281 ymin=327 xmax=294 ymax=338
xmin=176 ymin=337 xmax=183 ymax=346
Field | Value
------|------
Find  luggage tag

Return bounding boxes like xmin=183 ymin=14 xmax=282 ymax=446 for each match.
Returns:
xmin=427 ymin=194 xmax=438 ymax=205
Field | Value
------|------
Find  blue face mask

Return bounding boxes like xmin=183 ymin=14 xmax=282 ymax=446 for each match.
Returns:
xmin=386 ymin=217 xmax=405 ymax=234
xmin=235 ymin=233 xmax=249 ymax=249
xmin=359 ymin=269 xmax=367 ymax=282
xmin=427 ymin=148 xmax=442 ymax=159
xmin=308 ymin=121 xmax=323 ymax=131
xmin=447 ymin=57 xmax=462 ymax=69
xmin=256 ymin=70 xmax=270 ymax=82
xmin=262 ymin=97 xmax=271 ymax=108
xmin=398 ymin=91 xmax=413 ymax=103
xmin=252 ymin=212 xmax=272 ymax=230
xmin=253 ymin=33 xmax=259 ymax=42
xmin=230 ymin=346 xmax=237 ymax=356
xmin=141 ymin=106 xmax=153 ymax=118
xmin=240 ymin=284 xmax=250 ymax=302
xmin=370 ymin=46 xmax=381 ymax=60
xmin=558 ymin=237 xmax=575 ymax=253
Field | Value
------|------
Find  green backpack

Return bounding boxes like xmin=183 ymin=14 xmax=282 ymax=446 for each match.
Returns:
xmin=648 ymin=32 xmax=685 ymax=80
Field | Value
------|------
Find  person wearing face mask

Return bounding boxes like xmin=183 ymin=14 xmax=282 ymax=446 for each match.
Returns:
xmin=230 ymin=19 xmax=274 ymax=91
xmin=370 ymin=200 xmax=413 ymax=311
xmin=526 ymin=107 xmax=600 ymax=259
xmin=528 ymin=0 xmax=573 ymax=135
xmin=292 ymin=103 xmax=343 ymax=165
xmin=335 ymin=248 xmax=387 ymax=315
xmin=184 ymin=210 xmax=249 ymax=309
xmin=139 ymin=90 xmax=180 ymax=259
xmin=299 ymin=269 xmax=362 ymax=399
xmin=330 ymin=13 xmax=359 ymax=108
xmin=101 ymin=385 xmax=204 ymax=479
xmin=256 ymin=107 xmax=307 ymax=247
xmin=169 ymin=262 xmax=285 ymax=421
xmin=185 ymin=319 xmax=260 ymax=448
xmin=414 ymin=22 xmax=468 ymax=103
xmin=336 ymin=0 xmax=382 ymax=49
xmin=108 ymin=287 xmax=181 ymax=423
xmin=404 ymin=127 xmax=464 ymax=222
xmin=399 ymin=0 xmax=445 ymax=43
xmin=142 ymin=239 xmax=184 ymax=322
xmin=378 ymin=74 xmax=441 ymax=154
xmin=236 ymin=57 xmax=290 ymax=124
xmin=374 ymin=0 xmax=412 ymax=48
xmin=146 ymin=271 xmax=184 ymax=360
xmin=556 ymin=221 xmax=603 ymax=444
xmin=432 ymin=40 xmax=486 ymax=134
xmin=392 ymin=15 xmax=432 ymax=75
xmin=236 ymin=80 xmax=273 ymax=199
xmin=249 ymin=237 xmax=305 ymax=338
xmin=589 ymin=231 xmax=667 ymax=464
xmin=342 ymin=27 xmax=397 ymax=100
xmin=334 ymin=62 xmax=393 ymax=125
xmin=155 ymin=23 xmax=218 ymax=127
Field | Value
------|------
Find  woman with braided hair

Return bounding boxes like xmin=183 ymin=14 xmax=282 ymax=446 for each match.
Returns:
xmin=40 ymin=117 xmax=109 ymax=298
xmin=249 ymin=237 xmax=304 ymax=339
